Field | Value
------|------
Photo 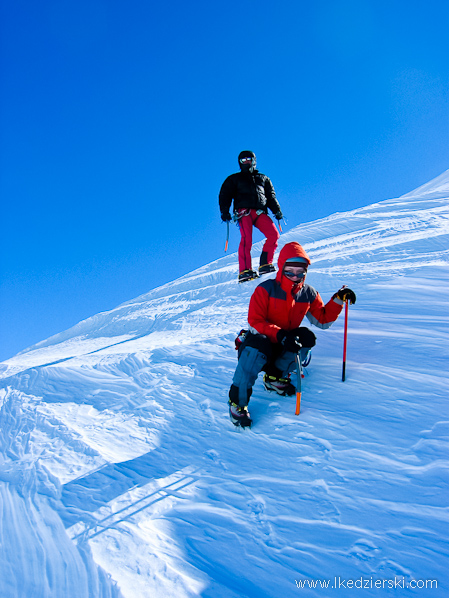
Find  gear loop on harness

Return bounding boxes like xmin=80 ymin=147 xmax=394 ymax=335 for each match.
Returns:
xmin=233 ymin=208 xmax=265 ymax=225
xmin=233 ymin=208 xmax=251 ymax=222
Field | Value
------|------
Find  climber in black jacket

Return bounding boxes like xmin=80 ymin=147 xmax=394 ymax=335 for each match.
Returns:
xmin=219 ymin=150 xmax=284 ymax=283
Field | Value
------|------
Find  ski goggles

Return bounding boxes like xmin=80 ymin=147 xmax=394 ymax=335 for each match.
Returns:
xmin=239 ymin=156 xmax=253 ymax=164
xmin=283 ymin=269 xmax=306 ymax=280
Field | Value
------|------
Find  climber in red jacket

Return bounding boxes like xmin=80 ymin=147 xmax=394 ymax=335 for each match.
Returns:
xmin=228 ymin=241 xmax=356 ymax=427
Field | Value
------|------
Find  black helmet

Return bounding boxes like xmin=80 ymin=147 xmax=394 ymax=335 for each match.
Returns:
xmin=238 ymin=150 xmax=256 ymax=173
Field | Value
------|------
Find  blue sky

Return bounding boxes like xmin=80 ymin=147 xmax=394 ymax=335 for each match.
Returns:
xmin=1 ymin=0 xmax=448 ymax=361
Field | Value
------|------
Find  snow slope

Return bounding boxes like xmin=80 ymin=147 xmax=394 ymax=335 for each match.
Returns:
xmin=1 ymin=171 xmax=448 ymax=598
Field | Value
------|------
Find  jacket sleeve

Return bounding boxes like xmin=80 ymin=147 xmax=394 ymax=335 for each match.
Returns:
xmin=264 ymin=176 xmax=282 ymax=215
xmin=306 ymin=293 xmax=343 ymax=329
xmin=219 ymin=175 xmax=234 ymax=214
xmin=248 ymin=285 xmax=281 ymax=343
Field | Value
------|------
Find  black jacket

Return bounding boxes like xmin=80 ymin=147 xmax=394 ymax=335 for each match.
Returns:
xmin=219 ymin=170 xmax=281 ymax=216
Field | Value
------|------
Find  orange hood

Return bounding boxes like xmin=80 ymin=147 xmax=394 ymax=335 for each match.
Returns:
xmin=277 ymin=241 xmax=310 ymax=274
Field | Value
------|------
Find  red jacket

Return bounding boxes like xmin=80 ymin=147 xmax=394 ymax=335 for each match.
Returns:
xmin=248 ymin=242 xmax=343 ymax=343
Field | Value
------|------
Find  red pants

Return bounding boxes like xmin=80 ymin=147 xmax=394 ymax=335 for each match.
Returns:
xmin=238 ymin=209 xmax=280 ymax=272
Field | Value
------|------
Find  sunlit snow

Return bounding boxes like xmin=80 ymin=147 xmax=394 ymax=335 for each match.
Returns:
xmin=1 ymin=171 xmax=448 ymax=597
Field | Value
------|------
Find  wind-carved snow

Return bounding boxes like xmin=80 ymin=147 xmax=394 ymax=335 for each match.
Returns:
xmin=1 ymin=170 xmax=448 ymax=597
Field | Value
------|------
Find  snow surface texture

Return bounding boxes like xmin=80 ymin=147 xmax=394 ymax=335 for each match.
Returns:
xmin=1 ymin=171 xmax=448 ymax=598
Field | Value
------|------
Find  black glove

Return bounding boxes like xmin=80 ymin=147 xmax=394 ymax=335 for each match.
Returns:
xmin=274 ymin=210 xmax=283 ymax=221
xmin=334 ymin=286 xmax=356 ymax=304
xmin=277 ymin=327 xmax=316 ymax=352
xmin=221 ymin=211 xmax=232 ymax=222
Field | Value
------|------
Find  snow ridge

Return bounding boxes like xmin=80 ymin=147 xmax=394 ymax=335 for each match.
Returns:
xmin=1 ymin=175 xmax=448 ymax=598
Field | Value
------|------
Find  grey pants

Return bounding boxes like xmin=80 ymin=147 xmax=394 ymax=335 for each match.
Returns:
xmin=230 ymin=333 xmax=310 ymax=407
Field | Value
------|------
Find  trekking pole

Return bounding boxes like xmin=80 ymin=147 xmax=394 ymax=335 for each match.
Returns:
xmin=295 ymin=350 xmax=303 ymax=415
xmin=277 ymin=220 xmax=283 ymax=234
xmin=224 ymin=220 xmax=229 ymax=252
xmin=342 ymin=299 xmax=349 ymax=381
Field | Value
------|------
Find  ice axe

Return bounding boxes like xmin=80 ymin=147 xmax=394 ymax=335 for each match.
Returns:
xmin=277 ymin=217 xmax=288 ymax=234
xmin=224 ymin=220 xmax=229 ymax=252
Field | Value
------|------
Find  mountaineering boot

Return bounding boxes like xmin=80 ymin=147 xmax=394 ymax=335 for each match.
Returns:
xmin=259 ymin=252 xmax=276 ymax=275
xmin=258 ymin=263 xmax=276 ymax=275
xmin=228 ymin=401 xmax=252 ymax=427
xmin=263 ymin=374 xmax=296 ymax=396
xmin=238 ymin=269 xmax=259 ymax=283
